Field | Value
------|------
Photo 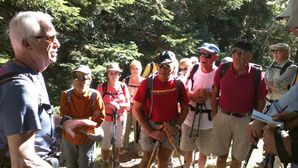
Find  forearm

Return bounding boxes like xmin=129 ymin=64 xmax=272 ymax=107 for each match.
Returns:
xmin=132 ymin=102 xmax=154 ymax=134
xmin=211 ymin=88 xmax=219 ymax=116
xmin=175 ymin=104 xmax=189 ymax=126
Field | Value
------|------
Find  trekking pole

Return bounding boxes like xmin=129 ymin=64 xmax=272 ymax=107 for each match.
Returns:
xmin=111 ymin=109 xmax=118 ymax=168
xmin=189 ymin=104 xmax=198 ymax=137
xmin=147 ymin=140 xmax=160 ymax=168
xmin=192 ymin=145 xmax=199 ymax=168
xmin=168 ymin=135 xmax=184 ymax=168
xmin=195 ymin=103 xmax=203 ymax=137
xmin=242 ymin=139 xmax=258 ymax=168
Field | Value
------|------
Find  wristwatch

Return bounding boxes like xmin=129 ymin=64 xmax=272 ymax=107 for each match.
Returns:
xmin=60 ymin=115 xmax=72 ymax=127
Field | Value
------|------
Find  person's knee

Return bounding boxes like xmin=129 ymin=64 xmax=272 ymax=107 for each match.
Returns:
xmin=217 ymin=154 xmax=228 ymax=161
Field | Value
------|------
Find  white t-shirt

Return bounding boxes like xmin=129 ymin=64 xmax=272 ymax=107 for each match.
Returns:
xmin=183 ymin=64 xmax=217 ymax=129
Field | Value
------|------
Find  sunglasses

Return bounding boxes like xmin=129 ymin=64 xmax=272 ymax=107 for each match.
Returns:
xmin=200 ymin=53 xmax=212 ymax=58
xmin=159 ymin=63 xmax=171 ymax=69
xmin=73 ymin=75 xmax=91 ymax=81
xmin=180 ymin=67 xmax=188 ymax=71
xmin=33 ymin=35 xmax=57 ymax=43
xmin=231 ymin=48 xmax=248 ymax=56
xmin=271 ymin=49 xmax=286 ymax=53
xmin=108 ymin=71 xmax=121 ymax=75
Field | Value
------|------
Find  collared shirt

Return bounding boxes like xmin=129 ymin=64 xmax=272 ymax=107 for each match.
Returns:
xmin=264 ymin=60 xmax=297 ymax=100
xmin=213 ymin=63 xmax=267 ymax=113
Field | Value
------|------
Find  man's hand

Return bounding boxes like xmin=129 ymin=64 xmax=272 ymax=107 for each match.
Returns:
xmin=273 ymin=111 xmax=298 ymax=129
xmin=108 ymin=101 xmax=121 ymax=111
xmin=263 ymin=126 xmax=292 ymax=156
xmin=162 ymin=122 xmax=178 ymax=137
xmin=247 ymin=120 xmax=266 ymax=144
xmin=63 ymin=119 xmax=97 ymax=138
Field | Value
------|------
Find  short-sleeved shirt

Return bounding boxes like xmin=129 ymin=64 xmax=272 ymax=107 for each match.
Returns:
xmin=213 ymin=63 xmax=267 ymax=113
xmin=97 ymin=82 xmax=130 ymax=122
xmin=0 ymin=60 xmax=54 ymax=157
xmin=60 ymin=88 xmax=105 ymax=145
xmin=184 ymin=64 xmax=216 ymax=129
xmin=134 ymin=75 xmax=189 ymax=122
xmin=264 ymin=60 xmax=297 ymax=100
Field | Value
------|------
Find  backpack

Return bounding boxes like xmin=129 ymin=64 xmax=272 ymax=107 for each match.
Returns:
xmin=101 ymin=81 xmax=126 ymax=99
xmin=187 ymin=63 xmax=200 ymax=90
xmin=145 ymin=75 xmax=183 ymax=119
xmin=269 ymin=61 xmax=293 ymax=76
xmin=218 ymin=62 xmax=262 ymax=106
xmin=66 ymin=88 xmax=98 ymax=112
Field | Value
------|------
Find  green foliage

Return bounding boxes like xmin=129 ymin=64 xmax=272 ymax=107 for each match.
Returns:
xmin=0 ymin=0 xmax=296 ymax=106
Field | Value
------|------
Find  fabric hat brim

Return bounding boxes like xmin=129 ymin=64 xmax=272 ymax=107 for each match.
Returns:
xmin=107 ymin=68 xmax=122 ymax=72
xmin=276 ymin=1 xmax=292 ymax=19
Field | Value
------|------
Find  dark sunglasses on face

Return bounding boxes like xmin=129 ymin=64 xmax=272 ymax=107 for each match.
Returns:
xmin=271 ymin=49 xmax=286 ymax=53
xmin=159 ymin=63 xmax=171 ymax=69
xmin=33 ymin=35 xmax=57 ymax=43
xmin=200 ymin=53 xmax=212 ymax=58
xmin=73 ymin=75 xmax=91 ymax=81
xmin=180 ymin=67 xmax=188 ymax=71
xmin=108 ymin=71 xmax=121 ymax=75
xmin=231 ymin=48 xmax=248 ymax=56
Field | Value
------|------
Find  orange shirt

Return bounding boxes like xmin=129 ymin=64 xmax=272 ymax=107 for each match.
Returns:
xmin=60 ymin=88 xmax=105 ymax=145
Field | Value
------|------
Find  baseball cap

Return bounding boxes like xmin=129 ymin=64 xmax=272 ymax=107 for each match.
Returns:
xmin=73 ymin=65 xmax=92 ymax=75
xmin=198 ymin=43 xmax=220 ymax=53
xmin=269 ymin=43 xmax=290 ymax=51
xmin=155 ymin=50 xmax=176 ymax=64
xmin=106 ymin=62 xmax=122 ymax=72
xmin=276 ymin=0 xmax=298 ymax=27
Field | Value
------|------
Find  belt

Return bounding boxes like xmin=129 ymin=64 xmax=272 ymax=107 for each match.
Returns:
xmin=221 ymin=110 xmax=251 ymax=118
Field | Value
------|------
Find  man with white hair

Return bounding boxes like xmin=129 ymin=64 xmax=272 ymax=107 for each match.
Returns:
xmin=0 ymin=11 xmax=97 ymax=168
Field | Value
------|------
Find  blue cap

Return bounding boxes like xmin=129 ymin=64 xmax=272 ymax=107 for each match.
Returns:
xmin=198 ymin=43 xmax=220 ymax=53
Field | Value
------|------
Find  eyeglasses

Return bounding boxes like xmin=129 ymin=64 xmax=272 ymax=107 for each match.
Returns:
xmin=108 ymin=71 xmax=121 ymax=75
xmin=231 ymin=48 xmax=248 ymax=56
xmin=271 ymin=49 xmax=286 ymax=53
xmin=159 ymin=63 xmax=171 ymax=69
xmin=73 ymin=75 xmax=91 ymax=81
xmin=33 ymin=35 xmax=57 ymax=43
xmin=200 ymin=53 xmax=212 ymax=58
xmin=180 ymin=67 xmax=188 ymax=71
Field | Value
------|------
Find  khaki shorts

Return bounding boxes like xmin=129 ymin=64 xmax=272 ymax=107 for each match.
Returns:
xmin=140 ymin=122 xmax=178 ymax=152
xmin=101 ymin=121 xmax=124 ymax=150
xmin=180 ymin=124 xmax=213 ymax=155
xmin=211 ymin=110 xmax=251 ymax=161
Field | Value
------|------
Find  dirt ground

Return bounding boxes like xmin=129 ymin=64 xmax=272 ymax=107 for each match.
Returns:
xmin=94 ymin=136 xmax=265 ymax=168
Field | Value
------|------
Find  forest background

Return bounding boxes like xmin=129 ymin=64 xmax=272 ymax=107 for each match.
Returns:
xmin=0 ymin=0 xmax=297 ymax=109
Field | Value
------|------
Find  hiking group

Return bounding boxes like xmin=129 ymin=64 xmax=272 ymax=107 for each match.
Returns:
xmin=1 ymin=1 xmax=298 ymax=168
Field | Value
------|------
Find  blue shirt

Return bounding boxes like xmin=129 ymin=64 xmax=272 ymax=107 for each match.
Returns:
xmin=0 ymin=60 xmax=55 ymax=157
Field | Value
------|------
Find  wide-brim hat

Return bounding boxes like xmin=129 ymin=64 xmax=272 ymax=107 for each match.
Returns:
xmin=106 ymin=62 xmax=122 ymax=72
xmin=269 ymin=43 xmax=290 ymax=51
xmin=73 ymin=65 xmax=92 ymax=75
xmin=276 ymin=0 xmax=298 ymax=28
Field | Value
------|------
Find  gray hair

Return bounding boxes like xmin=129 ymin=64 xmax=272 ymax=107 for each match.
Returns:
xmin=9 ymin=11 xmax=53 ymax=56
xmin=130 ymin=60 xmax=143 ymax=72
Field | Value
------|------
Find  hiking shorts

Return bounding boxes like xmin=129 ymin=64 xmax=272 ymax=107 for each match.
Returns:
xmin=140 ymin=122 xmax=179 ymax=152
xmin=180 ymin=124 xmax=213 ymax=155
xmin=211 ymin=110 xmax=251 ymax=161
xmin=101 ymin=121 xmax=124 ymax=150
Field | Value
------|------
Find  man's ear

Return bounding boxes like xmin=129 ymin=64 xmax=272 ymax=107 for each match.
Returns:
xmin=22 ymin=39 xmax=32 ymax=50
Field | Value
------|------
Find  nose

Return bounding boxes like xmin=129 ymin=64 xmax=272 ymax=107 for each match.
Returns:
xmin=53 ymin=37 xmax=60 ymax=48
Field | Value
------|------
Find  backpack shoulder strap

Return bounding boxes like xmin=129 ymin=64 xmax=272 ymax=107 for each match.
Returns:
xmin=102 ymin=82 xmax=108 ymax=98
xmin=175 ymin=78 xmax=183 ymax=103
xmin=146 ymin=75 xmax=154 ymax=119
xmin=124 ymin=76 xmax=131 ymax=86
xmin=66 ymin=88 xmax=73 ymax=104
xmin=90 ymin=88 xmax=98 ymax=112
xmin=187 ymin=63 xmax=199 ymax=90
xmin=220 ymin=62 xmax=231 ymax=78
xmin=280 ymin=61 xmax=293 ymax=76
